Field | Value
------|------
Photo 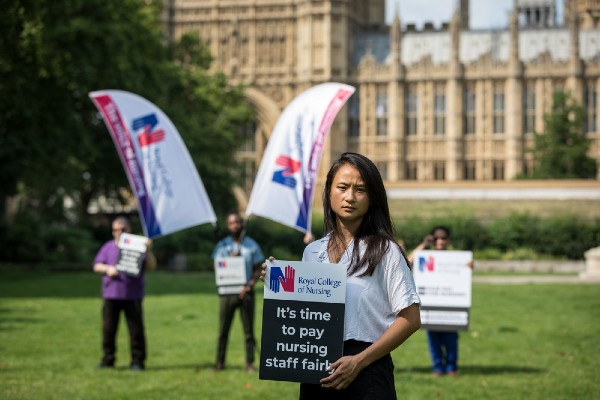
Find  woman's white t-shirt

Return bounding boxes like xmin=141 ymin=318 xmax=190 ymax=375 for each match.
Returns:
xmin=302 ymin=234 xmax=421 ymax=343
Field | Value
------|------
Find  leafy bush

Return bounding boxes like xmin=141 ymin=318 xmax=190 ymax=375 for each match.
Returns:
xmin=183 ymin=252 xmax=213 ymax=272
xmin=534 ymin=215 xmax=600 ymax=259
xmin=0 ymin=211 xmax=46 ymax=262
xmin=472 ymin=248 xmax=504 ymax=260
xmin=2 ymin=209 xmax=599 ymax=266
xmin=40 ymin=225 xmax=99 ymax=263
xmin=487 ymin=213 xmax=540 ymax=251
xmin=395 ymin=214 xmax=488 ymax=253
xmin=394 ymin=213 xmax=599 ymax=260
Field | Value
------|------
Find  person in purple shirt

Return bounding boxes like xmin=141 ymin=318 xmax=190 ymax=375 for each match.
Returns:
xmin=93 ymin=216 xmax=156 ymax=371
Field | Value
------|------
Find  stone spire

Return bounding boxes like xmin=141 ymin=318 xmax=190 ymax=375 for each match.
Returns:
xmin=510 ymin=0 xmax=520 ymax=65
xmin=460 ymin=0 xmax=470 ymax=30
xmin=449 ymin=8 xmax=461 ymax=66
xmin=569 ymin=0 xmax=582 ymax=76
xmin=390 ymin=11 xmax=402 ymax=64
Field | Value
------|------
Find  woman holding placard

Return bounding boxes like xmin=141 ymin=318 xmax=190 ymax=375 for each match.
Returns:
xmin=408 ymin=226 xmax=473 ymax=377
xmin=263 ymin=152 xmax=421 ymax=399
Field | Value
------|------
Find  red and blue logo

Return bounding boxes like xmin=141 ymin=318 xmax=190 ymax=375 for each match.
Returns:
xmin=132 ymin=114 xmax=165 ymax=148
xmin=217 ymin=260 xmax=227 ymax=269
xmin=418 ymin=256 xmax=435 ymax=272
xmin=269 ymin=265 xmax=295 ymax=293
xmin=272 ymin=155 xmax=301 ymax=189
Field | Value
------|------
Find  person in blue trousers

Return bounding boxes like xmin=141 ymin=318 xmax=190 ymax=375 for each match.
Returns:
xmin=409 ymin=226 xmax=472 ymax=377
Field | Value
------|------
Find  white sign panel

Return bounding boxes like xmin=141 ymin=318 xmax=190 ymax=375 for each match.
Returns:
xmin=214 ymin=257 xmax=247 ymax=287
xmin=412 ymin=250 xmax=472 ymax=308
xmin=116 ymin=233 xmax=148 ymax=276
xmin=420 ymin=310 xmax=469 ymax=327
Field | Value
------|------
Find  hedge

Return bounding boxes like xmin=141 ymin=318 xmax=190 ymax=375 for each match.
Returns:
xmin=1 ymin=211 xmax=598 ymax=267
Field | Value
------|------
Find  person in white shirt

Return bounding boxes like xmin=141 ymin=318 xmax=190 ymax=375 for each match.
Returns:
xmin=263 ymin=152 xmax=421 ymax=399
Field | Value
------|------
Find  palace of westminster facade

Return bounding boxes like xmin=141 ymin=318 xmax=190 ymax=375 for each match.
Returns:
xmin=162 ymin=0 xmax=600 ymax=194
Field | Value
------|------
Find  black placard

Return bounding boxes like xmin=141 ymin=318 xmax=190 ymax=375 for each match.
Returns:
xmin=259 ymin=299 xmax=345 ymax=384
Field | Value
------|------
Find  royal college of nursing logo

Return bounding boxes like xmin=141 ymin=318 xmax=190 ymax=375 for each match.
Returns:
xmin=271 ymin=155 xmax=301 ymax=189
xmin=418 ymin=256 xmax=435 ymax=272
xmin=132 ymin=114 xmax=166 ymax=148
xmin=269 ymin=265 xmax=296 ymax=293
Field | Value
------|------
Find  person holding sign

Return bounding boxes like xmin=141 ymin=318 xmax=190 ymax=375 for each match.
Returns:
xmin=408 ymin=226 xmax=472 ymax=377
xmin=93 ymin=216 xmax=156 ymax=370
xmin=212 ymin=210 xmax=265 ymax=372
xmin=263 ymin=153 xmax=421 ymax=399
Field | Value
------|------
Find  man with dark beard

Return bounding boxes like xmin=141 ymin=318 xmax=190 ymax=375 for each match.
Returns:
xmin=212 ymin=210 xmax=264 ymax=372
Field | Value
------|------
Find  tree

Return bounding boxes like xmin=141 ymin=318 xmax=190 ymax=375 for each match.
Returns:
xmin=529 ymin=90 xmax=597 ymax=179
xmin=0 ymin=0 xmax=252 ymax=262
xmin=0 ymin=0 xmax=251 ymax=223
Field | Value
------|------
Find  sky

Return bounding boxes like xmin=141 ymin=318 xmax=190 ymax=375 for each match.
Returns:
xmin=385 ymin=0 xmax=564 ymax=29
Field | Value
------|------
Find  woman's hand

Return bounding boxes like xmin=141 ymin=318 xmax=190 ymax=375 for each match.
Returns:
xmin=319 ymin=355 xmax=364 ymax=391
xmin=422 ymin=234 xmax=434 ymax=248
xmin=259 ymin=256 xmax=275 ymax=282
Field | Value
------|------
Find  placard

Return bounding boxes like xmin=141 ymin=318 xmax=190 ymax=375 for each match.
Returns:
xmin=116 ymin=233 xmax=148 ymax=277
xmin=259 ymin=260 xmax=346 ymax=384
xmin=412 ymin=250 xmax=473 ymax=331
xmin=214 ymin=257 xmax=247 ymax=287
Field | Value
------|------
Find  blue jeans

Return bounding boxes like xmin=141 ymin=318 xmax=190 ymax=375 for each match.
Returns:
xmin=427 ymin=331 xmax=458 ymax=373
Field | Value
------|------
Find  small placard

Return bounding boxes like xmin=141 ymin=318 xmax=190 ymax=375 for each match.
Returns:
xmin=115 ymin=233 xmax=147 ymax=277
xmin=259 ymin=260 xmax=346 ymax=384
xmin=214 ymin=257 xmax=247 ymax=287
xmin=412 ymin=250 xmax=473 ymax=330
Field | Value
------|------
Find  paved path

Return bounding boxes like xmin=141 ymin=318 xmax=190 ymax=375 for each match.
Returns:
xmin=473 ymin=275 xmax=600 ymax=284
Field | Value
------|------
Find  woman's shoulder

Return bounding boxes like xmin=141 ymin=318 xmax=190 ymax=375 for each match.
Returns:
xmin=302 ymin=234 xmax=329 ymax=261
xmin=305 ymin=236 xmax=325 ymax=249
xmin=381 ymin=239 xmax=410 ymax=266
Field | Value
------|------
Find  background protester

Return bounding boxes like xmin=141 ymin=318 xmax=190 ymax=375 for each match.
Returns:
xmin=409 ymin=226 xmax=473 ymax=376
xmin=93 ymin=216 xmax=156 ymax=371
xmin=212 ymin=210 xmax=265 ymax=372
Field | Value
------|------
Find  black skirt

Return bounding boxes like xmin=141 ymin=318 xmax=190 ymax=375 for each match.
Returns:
xmin=299 ymin=340 xmax=397 ymax=400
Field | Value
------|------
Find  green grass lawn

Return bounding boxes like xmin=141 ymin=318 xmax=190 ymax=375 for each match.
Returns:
xmin=0 ymin=270 xmax=599 ymax=399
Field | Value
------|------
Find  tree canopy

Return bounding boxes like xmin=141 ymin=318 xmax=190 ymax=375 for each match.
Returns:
xmin=1 ymin=0 xmax=251 ymax=221
xmin=528 ymin=90 xmax=597 ymax=179
xmin=0 ymin=0 xmax=252 ymax=262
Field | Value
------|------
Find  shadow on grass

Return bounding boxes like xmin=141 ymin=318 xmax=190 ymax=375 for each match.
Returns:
xmin=0 ymin=271 xmax=220 ymax=298
xmin=399 ymin=365 xmax=545 ymax=375
xmin=95 ymin=363 xmax=255 ymax=373
xmin=0 ymin=307 xmax=43 ymax=331
xmin=144 ymin=362 xmax=255 ymax=372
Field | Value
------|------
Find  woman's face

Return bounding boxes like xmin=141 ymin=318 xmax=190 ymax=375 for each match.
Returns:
xmin=329 ymin=164 xmax=370 ymax=226
xmin=432 ymin=228 xmax=449 ymax=250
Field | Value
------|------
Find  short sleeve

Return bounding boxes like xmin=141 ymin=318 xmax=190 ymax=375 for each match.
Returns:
xmin=384 ymin=245 xmax=420 ymax=313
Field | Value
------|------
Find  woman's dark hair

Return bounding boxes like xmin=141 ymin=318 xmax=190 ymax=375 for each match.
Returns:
xmin=322 ymin=152 xmax=409 ymax=276
xmin=430 ymin=226 xmax=451 ymax=237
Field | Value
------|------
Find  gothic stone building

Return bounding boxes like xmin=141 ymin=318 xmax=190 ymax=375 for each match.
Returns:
xmin=162 ymin=0 xmax=600 ymax=198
